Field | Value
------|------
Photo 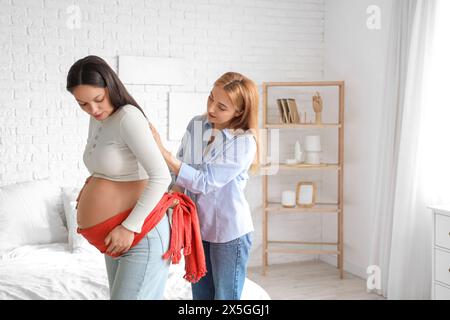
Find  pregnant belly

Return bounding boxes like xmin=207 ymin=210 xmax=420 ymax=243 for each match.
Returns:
xmin=76 ymin=177 xmax=148 ymax=229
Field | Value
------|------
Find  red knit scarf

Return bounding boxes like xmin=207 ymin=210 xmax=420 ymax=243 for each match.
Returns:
xmin=77 ymin=192 xmax=207 ymax=283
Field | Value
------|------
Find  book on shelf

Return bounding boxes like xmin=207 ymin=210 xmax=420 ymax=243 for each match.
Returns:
xmin=276 ymin=99 xmax=286 ymax=123
xmin=276 ymin=99 xmax=289 ymax=123
xmin=281 ymin=99 xmax=292 ymax=123
xmin=287 ymin=98 xmax=300 ymax=123
xmin=276 ymin=98 xmax=300 ymax=124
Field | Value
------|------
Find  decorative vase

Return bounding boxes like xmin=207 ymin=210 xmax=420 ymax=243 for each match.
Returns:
xmin=305 ymin=152 xmax=321 ymax=164
xmin=294 ymin=141 xmax=303 ymax=163
xmin=304 ymin=135 xmax=322 ymax=152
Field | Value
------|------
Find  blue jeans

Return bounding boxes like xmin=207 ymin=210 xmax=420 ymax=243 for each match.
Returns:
xmin=104 ymin=213 xmax=171 ymax=300
xmin=192 ymin=232 xmax=253 ymax=300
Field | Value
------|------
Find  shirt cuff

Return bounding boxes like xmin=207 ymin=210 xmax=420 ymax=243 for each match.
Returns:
xmin=175 ymin=162 xmax=196 ymax=189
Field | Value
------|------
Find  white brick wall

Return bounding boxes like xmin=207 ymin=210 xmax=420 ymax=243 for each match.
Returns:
xmin=0 ymin=0 xmax=325 ymax=267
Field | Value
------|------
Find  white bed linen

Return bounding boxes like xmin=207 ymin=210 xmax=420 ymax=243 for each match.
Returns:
xmin=0 ymin=243 xmax=270 ymax=300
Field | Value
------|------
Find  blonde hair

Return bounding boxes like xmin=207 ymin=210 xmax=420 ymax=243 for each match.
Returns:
xmin=213 ymin=72 xmax=260 ymax=173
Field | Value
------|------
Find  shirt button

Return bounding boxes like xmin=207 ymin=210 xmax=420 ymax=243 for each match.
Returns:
xmin=94 ymin=135 xmax=98 ymax=140
xmin=93 ymin=144 xmax=96 ymax=148
xmin=98 ymin=127 xmax=102 ymax=131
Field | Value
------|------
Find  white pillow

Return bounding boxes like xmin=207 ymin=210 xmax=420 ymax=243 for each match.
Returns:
xmin=61 ymin=187 xmax=97 ymax=254
xmin=0 ymin=179 xmax=68 ymax=254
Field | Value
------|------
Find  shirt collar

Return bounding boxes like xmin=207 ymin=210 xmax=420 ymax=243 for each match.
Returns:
xmin=203 ymin=115 xmax=235 ymax=140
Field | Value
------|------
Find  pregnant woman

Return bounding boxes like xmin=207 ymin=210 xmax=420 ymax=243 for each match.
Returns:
xmin=150 ymin=72 xmax=259 ymax=300
xmin=66 ymin=55 xmax=172 ymax=299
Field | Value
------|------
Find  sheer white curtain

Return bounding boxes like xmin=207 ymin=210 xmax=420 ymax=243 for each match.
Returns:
xmin=369 ymin=0 xmax=450 ymax=299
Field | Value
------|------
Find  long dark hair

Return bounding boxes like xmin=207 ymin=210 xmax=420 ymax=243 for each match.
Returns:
xmin=66 ymin=55 xmax=147 ymax=119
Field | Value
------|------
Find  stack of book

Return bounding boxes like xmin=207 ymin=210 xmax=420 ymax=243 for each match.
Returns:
xmin=276 ymin=98 xmax=300 ymax=124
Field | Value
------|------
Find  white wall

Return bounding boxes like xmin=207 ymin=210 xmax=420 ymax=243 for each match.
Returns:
xmin=0 ymin=0 xmax=326 ymax=268
xmin=322 ymin=0 xmax=393 ymax=278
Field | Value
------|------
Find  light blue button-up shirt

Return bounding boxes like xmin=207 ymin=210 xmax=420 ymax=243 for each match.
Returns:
xmin=171 ymin=114 xmax=256 ymax=243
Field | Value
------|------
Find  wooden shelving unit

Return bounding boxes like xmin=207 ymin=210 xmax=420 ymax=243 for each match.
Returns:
xmin=261 ymin=81 xmax=345 ymax=279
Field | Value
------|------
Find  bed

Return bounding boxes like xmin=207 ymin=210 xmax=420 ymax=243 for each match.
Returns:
xmin=0 ymin=179 xmax=270 ymax=300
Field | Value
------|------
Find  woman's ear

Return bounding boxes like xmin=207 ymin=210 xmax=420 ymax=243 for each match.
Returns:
xmin=234 ymin=109 xmax=244 ymax=116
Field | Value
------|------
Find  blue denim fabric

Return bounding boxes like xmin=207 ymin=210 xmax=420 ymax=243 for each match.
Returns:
xmin=104 ymin=213 xmax=170 ymax=300
xmin=191 ymin=232 xmax=253 ymax=300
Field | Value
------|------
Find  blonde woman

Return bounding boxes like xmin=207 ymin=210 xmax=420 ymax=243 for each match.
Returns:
xmin=150 ymin=72 xmax=259 ymax=300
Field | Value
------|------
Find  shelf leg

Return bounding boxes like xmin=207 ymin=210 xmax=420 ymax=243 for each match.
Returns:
xmin=262 ymin=174 xmax=268 ymax=276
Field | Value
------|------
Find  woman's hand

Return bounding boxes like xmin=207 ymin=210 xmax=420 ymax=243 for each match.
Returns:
xmin=104 ymin=225 xmax=135 ymax=256
xmin=148 ymin=121 xmax=182 ymax=175
xmin=168 ymin=189 xmax=180 ymax=208
xmin=149 ymin=122 xmax=166 ymax=153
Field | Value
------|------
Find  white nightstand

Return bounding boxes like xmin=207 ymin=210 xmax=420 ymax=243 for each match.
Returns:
xmin=428 ymin=205 xmax=450 ymax=300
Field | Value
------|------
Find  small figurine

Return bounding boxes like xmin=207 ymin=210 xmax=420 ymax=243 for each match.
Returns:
xmin=312 ymin=92 xmax=323 ymax=124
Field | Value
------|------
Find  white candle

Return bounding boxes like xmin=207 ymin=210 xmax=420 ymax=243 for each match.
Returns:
xmin=281 ymin=191 xmax=296 ymax=207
